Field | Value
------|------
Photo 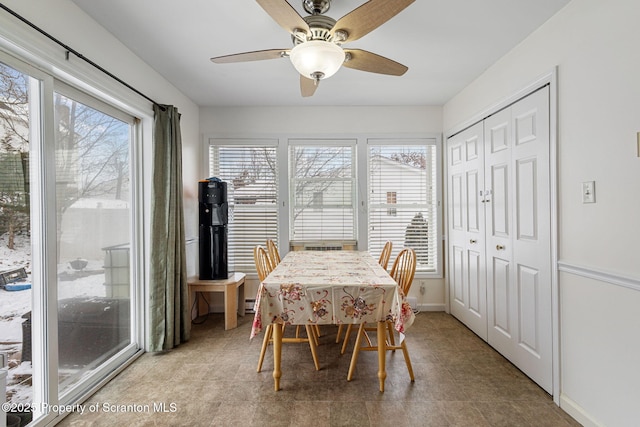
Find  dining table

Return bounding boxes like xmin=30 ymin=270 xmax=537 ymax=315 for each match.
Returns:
xmin=250 ymin=250 xmax=415 ymax=392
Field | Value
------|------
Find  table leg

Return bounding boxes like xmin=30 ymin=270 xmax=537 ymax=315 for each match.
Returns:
xmin=377 ymin=321 xmax=387 ymax=392
xmin=273 ymin=323 xmax=283 ymax=391
xmin=223 ymin=287 xmax=237 ymax=330
xmin=237 ymin=281 xmax=245 ymax=317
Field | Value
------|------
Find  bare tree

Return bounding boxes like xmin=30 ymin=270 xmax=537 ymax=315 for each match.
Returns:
xmin=291 ymin=146 xmax=350 ymax=220
xmin=390 ymin=151 xmax=426 ymax=169
xmin=54 ymin=93 xmax=130 ymax=216
xmin=0 ymin=62 xmax=131 ymax=251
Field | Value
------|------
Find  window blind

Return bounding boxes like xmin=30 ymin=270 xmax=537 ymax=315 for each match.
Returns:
xmin=209 ymin=143 xmax=278 ymax=276
xmin=289 ymin=142 xmax=356 ymax=241
xmin=368 ymin=141 xmax=438 ymax=272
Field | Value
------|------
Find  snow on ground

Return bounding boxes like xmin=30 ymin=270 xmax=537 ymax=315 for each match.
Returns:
xmin=1 ymin=232 xmax=108 ymax=404
xmin=1 ymin=233 xmax=107 ymax=341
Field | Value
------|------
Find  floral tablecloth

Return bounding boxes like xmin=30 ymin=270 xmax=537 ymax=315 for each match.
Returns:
xmin=250 ymin=251 xmax=415 ymax=339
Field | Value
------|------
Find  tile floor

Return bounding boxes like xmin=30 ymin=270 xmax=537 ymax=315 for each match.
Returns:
xmin=58 ymin=311 xmax=580 ymax=426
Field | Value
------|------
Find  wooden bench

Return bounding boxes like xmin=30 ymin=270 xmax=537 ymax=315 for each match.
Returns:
xmin=188 ymin=272 xmax=246 ymax=330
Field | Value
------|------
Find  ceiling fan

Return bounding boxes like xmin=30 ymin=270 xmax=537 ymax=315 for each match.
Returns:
xmin=210 ymin=0 xmax=415 ymax=97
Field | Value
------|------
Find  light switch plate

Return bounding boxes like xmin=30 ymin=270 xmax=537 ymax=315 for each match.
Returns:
xmin=582 ymin=181 xmax=595 ymax=203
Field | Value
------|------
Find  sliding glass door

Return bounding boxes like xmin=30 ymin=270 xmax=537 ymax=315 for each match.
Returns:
xmin=53 ymin=85 xmax=134 ymax=395
xmin=1 ymin=53 xmax=142 ymax=425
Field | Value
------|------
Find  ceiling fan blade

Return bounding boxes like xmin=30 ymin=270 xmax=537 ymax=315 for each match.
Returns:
xmin=211 ymin=49 xmax=289 ymax=64
xmin=300 ymin=75 xmax=318 ymax=97
xmin=331 ymin=0 xmax=415 ymax=43
xmin=256 ymin=0 xmax=310 ymax=35
xmin=343 ymin=49 xmax=408 ymax=76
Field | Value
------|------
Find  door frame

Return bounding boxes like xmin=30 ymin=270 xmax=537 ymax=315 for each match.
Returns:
xmin=444 ymin=68 xmax=559 ymax=403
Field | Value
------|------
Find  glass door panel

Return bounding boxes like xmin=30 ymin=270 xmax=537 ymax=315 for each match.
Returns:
xmin=0 ymin=61 xmax=35 ymax=423
xmin=53 ymin=91 xmax=132 ymax=394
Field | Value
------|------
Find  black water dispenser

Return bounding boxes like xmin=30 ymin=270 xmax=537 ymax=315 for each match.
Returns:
xmin=198 ymin=178 xmax=228 ymax=280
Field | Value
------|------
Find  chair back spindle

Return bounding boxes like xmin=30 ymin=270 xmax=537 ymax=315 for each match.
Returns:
xmin=377 ymin=241 xmax=393 ymax=270
xmin=266 ymin=239 xmax=281 ymax=267
xmin=254 ymin=245 xmax=273 ymax=282
xmin=389 ymin=248 xmax=417 ymax=294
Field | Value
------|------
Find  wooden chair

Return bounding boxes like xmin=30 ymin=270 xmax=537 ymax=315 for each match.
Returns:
xmin=254 ymin=245 xmax=320 ymax=373
xmin=378 ymin=241 xmax=393 ymax=270
xmin=346 ymin=248 xmax=416 ymax=385
xmin=254 ymin=245 xmax=273 ymax=282
xmin=337 ymin=241 xmax=393 ymax=350
xmin=266 ymin=239 xmax=281 ymax=267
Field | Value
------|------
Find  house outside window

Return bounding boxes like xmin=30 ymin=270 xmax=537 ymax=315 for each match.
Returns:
xmin=289 ymin=140 xmax=356 ymax=242
xmin=209 ymin=141 xmax=278 ymax=275
xmin=368 ymin=140 xmax=439 ymax=273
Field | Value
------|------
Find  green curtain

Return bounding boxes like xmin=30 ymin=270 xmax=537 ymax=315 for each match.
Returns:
xmin=149 ymin=104 xmax=190 ymax=351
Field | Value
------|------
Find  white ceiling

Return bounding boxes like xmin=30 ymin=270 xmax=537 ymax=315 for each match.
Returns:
xmin=71 ymin=0 xmax=570 ymax=107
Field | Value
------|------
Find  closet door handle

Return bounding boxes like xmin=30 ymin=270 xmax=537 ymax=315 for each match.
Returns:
xmin=496 ymin=245 xmax=505 ymax=250
xmin=470 ymin=239 xmax=477 ymax=244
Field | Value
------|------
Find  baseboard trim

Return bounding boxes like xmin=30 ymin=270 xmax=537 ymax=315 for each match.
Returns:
xmin=560 ymin=393 xmax=604 ymax=427
xmin=416 ymin=303 xmax=446 ymax=312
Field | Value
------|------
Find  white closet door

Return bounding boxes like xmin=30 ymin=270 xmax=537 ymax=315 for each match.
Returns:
xmin=447 ymin=122 xmax=487 ymax=340
xmin=485 ymin=87 xmax=552 ymax=393
xmin=447 ymin=86 xmax=552 ymax=394
xmin=484 ymin=105 xmax=515 ymax=362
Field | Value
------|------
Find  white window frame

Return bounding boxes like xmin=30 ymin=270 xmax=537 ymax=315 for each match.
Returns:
xmin=288 ymin=138 xmax=357 ymax=243
xmin=205 ymin=133 xmax=443 ymax=279
xmin=208 ymin=138 xmax=280 ymax=278
xmin=365 ymin=137 xmax=442 ymax=278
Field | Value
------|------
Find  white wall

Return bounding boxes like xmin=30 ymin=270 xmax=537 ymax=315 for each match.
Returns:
xmin=200 ymin=105 xmax=446 ymax=310
xmin=443 ymin=1 xmax=640 ymax=425
xmin=200 ymin=105 xmax=442 ymax=135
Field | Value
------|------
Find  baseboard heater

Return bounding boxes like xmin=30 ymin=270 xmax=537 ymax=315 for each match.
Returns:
xmin=290 ymin=240 xmax=357 ymax=252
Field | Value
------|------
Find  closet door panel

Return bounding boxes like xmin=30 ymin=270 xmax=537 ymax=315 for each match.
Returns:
xmin=447 ymin=122 xmax=487 ymax=340
xmin=484 ymin=107 xmax=515 ymax=360
xmin=511 ymin=87 xmax=552 ymax=393
xmin=451 ymin=245 xmax=465 ymax=306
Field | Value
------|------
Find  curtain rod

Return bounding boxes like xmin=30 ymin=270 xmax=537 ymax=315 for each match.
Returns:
xmin=0 ymin=2 xmax=165 ymax=110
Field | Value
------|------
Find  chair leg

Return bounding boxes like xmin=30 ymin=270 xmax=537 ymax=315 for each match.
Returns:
xmin=257 ymin=324 xmax=273 ymax=373
xmin=308 ymin=323 xmax=320 ymax=347
xmin=335 ymin=324 xmax=343 ymax=343
xmin=401 ymin=339 xmax=415 ymax=381
xmin=387 ymin=321 xmax=396 ymax=350
xmin=313 ymin=325 xmax=321 ymax=346
xmin=305 ymin=324 xmax=321 ymax=371
xmin=347 ymin=323 xmax=366 ymax=381
xmin=340 ymin=324 xmax=353 ymax=355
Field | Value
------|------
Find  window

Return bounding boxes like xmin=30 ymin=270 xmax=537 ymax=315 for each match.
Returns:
xmin=206 ymin=136 xmax=441 ymax=277
xmin=289 ymin=140 xmax=356 ymax=241
xmin=209 ymin=141 xmax=278 ymax=275
xmin=368 ymin=140 xmax=439 ymax=273
xmin=312 ymin=191 xmax=323 ymax=209
xmin=386 ymin=191 xmax=397 ymax=216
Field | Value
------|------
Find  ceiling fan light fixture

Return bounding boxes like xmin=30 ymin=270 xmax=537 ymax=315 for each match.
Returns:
xmin=289 ymin=40 xmax=345 ymax=80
